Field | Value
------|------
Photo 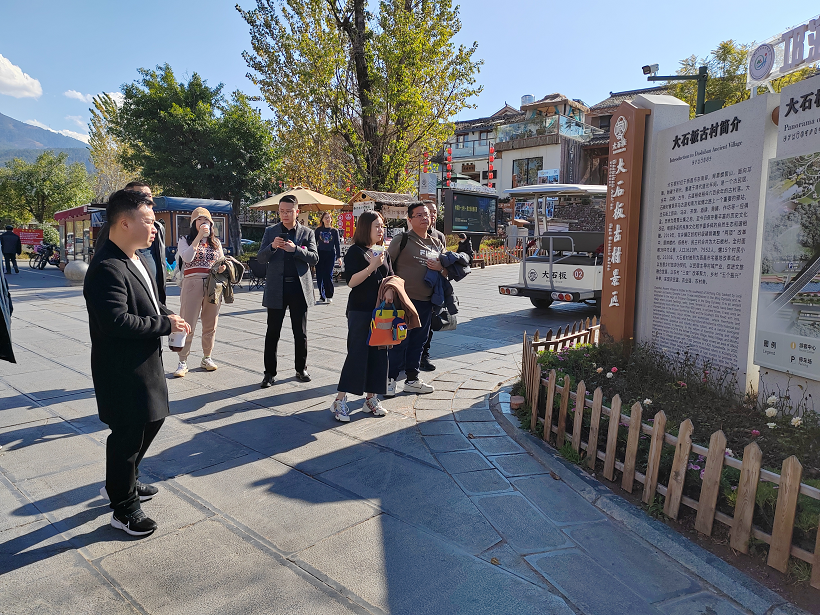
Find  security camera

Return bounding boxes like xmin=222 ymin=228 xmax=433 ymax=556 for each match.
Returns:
xmin=642 ymin=64 xmax=659 ymax=76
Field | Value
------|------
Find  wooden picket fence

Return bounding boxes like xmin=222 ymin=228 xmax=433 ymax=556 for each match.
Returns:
xmin=521 ymin=326 xmax=820 ymax=589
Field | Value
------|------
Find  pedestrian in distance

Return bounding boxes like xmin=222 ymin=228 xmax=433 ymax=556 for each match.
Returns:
xmin=314 ymin=211 xmax=341 ymax=303
xmin=84 ymin=189 xmax=191 ymax=536
xmin=456 ymin=233 xmax=474 ymax=264
xmin=0 ymin=226 xmax=21 ymax=275
xmin=94 ymin=181 xmax=167 ymax=305
xmin=419 ymin=201 xmax=447 ymax=373
xmin=172 ymin=207 xmax=226 ymax=377
xmin=258 ymin=194 xmax=319 ymax=387
xmin=385 ymin=202 xmax=445 ymax=396
xmin=330 ymin=211 xmax=394 ymax=422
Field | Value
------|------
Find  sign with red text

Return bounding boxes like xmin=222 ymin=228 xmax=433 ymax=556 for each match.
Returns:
xmin=340 ymin=212 xmax=355 ymax=238
xmin=15 ymin=229 xmax=43 ymax=245
xmin=600 ymin=102 xmax=650 ymax=342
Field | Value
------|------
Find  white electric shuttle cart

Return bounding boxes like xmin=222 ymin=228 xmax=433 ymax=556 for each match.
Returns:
xmin=498 ymin=184 xmax=607 ymax=309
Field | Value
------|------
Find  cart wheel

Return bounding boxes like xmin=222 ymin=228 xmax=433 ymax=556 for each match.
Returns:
xmin=530 ymin=298 xmax=553 ymax=309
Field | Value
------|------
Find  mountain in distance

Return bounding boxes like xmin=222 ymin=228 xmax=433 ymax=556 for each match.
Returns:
xmin=0 ymin=111 xmax=91 ymax=171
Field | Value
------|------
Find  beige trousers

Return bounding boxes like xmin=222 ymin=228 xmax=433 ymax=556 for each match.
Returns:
xmin=178 ymin=275 xmax=220 ymax=362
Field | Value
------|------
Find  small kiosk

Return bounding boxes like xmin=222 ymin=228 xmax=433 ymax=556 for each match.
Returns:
xmin=54 ymin=204 xmax=106 ymax=264
xmin=152 ymin=197 xmax=233 ymax=253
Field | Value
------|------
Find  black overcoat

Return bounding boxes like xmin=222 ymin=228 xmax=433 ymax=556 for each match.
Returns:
xmin=84 ymin=240 xmax=173 ymax=426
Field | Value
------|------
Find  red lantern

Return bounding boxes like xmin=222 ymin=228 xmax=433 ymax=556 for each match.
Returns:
xmin=488 ymin=183 xmax=493 ymax=189
xmin=446 ymin=163 xmax=452 ymax=171
xmin=447 ymin=147 xmax=452 ymax=155
xmin=447 ymin=156 xmax=452 ymax=163
xmin=423 ymin=151 xmax=429 ymax=159
xmin=488 ymin=171 xmax=493 ymax=180
xmin=489 ymin=146 xmax=495 ymax=154
xmin=346 ymin=186 xmax=350 ymax=192
xmin=489 ymin=155 xmax=495 ymax=162
xmin=446 ymin=180 xmax=451 ymax=187
xmin=488 ymin=163 xmax=493 ymax=171
xmin=446 ymin=171 xmax=451 ymax=179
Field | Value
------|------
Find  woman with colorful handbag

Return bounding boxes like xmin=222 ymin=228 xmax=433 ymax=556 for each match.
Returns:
xmin=331 ymin=211 xmax=395 ymax=422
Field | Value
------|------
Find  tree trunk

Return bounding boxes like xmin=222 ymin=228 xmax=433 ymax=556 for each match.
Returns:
xmin=350 ymin=0 xmax=379 ymax=188
xmin=230 ymin=196 xmax=243 ymax=256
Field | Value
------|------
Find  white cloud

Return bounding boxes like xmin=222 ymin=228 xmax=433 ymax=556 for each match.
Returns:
xmin=64 ymin=89 xmax=94 ymax=103
xmin=66 ymin=115 xmax=85 ymax=128
xmin=0 ymin=54 xmax=42 ymax=98
xmin=24 ymin=119 xmax=89 ymax=144
xmin=107 ymin=92 xmax=124 ymax=106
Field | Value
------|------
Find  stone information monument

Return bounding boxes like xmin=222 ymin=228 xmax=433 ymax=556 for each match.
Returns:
xmin=644 ymin=95 xmax=778 ymax=384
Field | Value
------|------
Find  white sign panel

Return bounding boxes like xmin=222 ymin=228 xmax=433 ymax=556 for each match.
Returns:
xmin=353 ymin=201 xmax=375 ymax=217
xmin=419 ymin=173 xmax=438 ymax=195
xmin=647 ymin=96 xmax=771 ymax=375
xmin=776 ymin=72 xmax=820 ymax=158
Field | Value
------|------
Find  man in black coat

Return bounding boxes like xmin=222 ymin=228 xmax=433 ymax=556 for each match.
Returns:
xmin=84 ymin=189 xmax=190 ymax=536
xmin=0 ymin=226 xmax=21 ymax=274
xmin=94 ymin=182 xmax=167 ymax=304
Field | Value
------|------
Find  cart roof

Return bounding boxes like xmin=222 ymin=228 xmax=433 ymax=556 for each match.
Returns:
xmin=505 ymin=184 xmax=606 ymax=197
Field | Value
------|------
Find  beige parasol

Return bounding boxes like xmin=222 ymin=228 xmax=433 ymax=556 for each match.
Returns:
xmin=248 ymin=186 xmax=346 ymax=212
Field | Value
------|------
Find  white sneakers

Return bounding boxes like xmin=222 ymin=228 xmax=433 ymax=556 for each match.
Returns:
xmin=331 ymin=397 xmax=350 ymax=422
xmin=403 ymin=379 xmax=435 ymax=394
xmin=331 ymin=396 xmax=388 ymax=422
xmin=173 ymin=358 xmax=217 ymax=376
xmin=365 ymin=397 xmax=387 ymax=416
xmin=385 ymin=378 xmax=397 ymax=398
xmin=384 ymin=377 xmax=434 ymax=396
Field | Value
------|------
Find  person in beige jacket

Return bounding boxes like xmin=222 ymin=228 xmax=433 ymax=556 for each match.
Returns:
xmin=173 ymin=207 xmax=226 ymax=377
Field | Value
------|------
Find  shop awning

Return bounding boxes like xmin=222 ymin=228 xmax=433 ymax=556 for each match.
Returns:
xmin=504 ymin=184 xmax=607 ymax=197
xmin=152 ymin=197 xmax=233 ymax=214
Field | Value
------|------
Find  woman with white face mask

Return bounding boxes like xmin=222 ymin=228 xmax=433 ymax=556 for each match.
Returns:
xmin=173 ymin=207 xmax=225 ymax=377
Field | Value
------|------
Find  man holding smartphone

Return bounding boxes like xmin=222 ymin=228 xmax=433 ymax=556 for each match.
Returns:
xmin=257 ymin=195 xmax=319 ymax=387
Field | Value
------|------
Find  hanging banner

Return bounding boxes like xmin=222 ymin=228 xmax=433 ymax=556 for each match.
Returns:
xmin=340 ymin=212 xmax=355 ymax=238
xmin=600 ymin=102 xmax=650 ymax=342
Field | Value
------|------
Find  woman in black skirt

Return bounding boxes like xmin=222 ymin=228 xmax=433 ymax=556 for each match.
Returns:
xmin=331 ymin=210 xmax=395 ymax=422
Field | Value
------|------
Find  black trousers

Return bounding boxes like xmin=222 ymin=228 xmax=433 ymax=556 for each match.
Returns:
xmin=106 ymin=418 xmax=164 ymax=515
xmin=316 ymin=250 xmax=336 ymax=300
xmin=4 ymin=253 xmax=17 ymax=274
xmin=338 ymin=310 xmax=389 ymax=396
xmin=264 ymin=287 xmax=308 ymax=377
xmin=423 ymin=328 xmax=433 ymax=357
xmin=389 ymin=299 xmax=433 ymax=382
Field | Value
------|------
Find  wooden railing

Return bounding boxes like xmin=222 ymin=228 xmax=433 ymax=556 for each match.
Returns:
xmin=521 ymin=328 xmax=820 ymax=589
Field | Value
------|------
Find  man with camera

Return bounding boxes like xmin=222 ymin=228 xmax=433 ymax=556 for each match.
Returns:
xmin=257 ymin=195 xmax=319 ymax=387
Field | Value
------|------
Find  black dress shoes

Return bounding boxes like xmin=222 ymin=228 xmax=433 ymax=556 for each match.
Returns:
xmin=419 ymin=355 xmax=436 ymax=372
xmin=295 ymin=370 xmax=312 ymax=382
xmin=260 ymin=374 xmax=275 ymax=388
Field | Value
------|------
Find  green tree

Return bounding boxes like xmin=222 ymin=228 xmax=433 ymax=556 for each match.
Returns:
xmin=238 ymin=0 xmax=483 ymax=195
xmin=113 ymin=64 xmax=279 ymax=253
xmin=670 ymin=40 xmax=817 ymax=118
xmin=88 ymin=93 xmax=139 ymax=202
xmin=0 ymin=151 xmax=93 ymax=223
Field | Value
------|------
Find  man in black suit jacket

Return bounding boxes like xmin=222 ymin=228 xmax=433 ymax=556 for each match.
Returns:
xmin=84 ymin=190 xmax=190 ymax=536
xmin=257 ymin=195 xmax=319 ymax=387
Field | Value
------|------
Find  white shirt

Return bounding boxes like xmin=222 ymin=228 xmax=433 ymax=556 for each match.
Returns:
xmin=131 ymin=255 xmax=160 ymax=315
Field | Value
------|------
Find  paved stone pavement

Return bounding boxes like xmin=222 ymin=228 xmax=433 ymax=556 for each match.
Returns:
xmin=0 ymin=263 xmax=801 ymax=614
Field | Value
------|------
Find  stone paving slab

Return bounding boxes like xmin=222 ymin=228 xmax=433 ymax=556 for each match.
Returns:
xmin=659 ymin=592 xmax=749 ymax=615
xmin=473 ymin=493 xmax=573 ymax=554
xmin=318 ymin=451 xmax=501 ymax=554
xmin=0 ymin=420 xmax=101 ymax=481
xmin=565 ymin=520 xmax=702 ymax=603
xmin=512 ymin=475 xmax=607 ymax=526
xmin=98 ymin=518 xmax=363 ymax=615
xmin=297 ymin=514 xmax=575 ymax=615
xmin=489 ymin=453 xmax=549 ymax=477
xmin=450 ymin=468 xmax=513 ymax=495
xmin=175 ymin=455 xmax=377 ymax=554
xmin=528 ymin=549 xmax=664 ymax=615
xmin=456 ymin=421 xmax=505 ymax=437
xmin=453 ymin=408 xmax=495 ymax=422
xmin=470 ymin=435 xmax=525 ymax=456
xmin=418 ymin=420 xmax=460 ymax=436
xmin=0 ymin=549 xmax=138 ymax=615
xmin=422 ymin=433 xmax=474 ymax=453
xmin=435 ymin=450 xmax=494 ymax=474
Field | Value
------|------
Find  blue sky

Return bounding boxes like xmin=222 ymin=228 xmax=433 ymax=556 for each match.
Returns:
xmin=0 ymin=0 xmax=816 ymax=144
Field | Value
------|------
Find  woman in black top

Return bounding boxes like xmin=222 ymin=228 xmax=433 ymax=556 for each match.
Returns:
xmin=314 ymin=212 xmax=341 ymax=303
xmin=331 ymin=210 xmax=395 ymax=422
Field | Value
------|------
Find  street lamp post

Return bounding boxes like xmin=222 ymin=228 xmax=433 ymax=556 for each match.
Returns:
xmin=647 ymin=65 xmax=708 ymax=117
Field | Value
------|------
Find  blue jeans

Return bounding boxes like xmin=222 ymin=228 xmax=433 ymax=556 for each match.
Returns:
xmin=388 ymin=299 xmax=432 ymax=382
xmin=316 ymin=250 xmax=336 ymax=300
